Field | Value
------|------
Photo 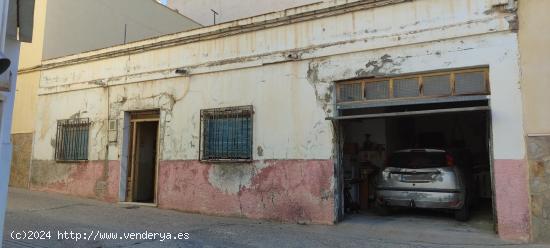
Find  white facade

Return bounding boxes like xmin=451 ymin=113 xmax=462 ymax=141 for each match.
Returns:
xmin=36 ymin=0 xmax=525 ymax=162
xmin=27 ymin=0 xmax=531 ymax=241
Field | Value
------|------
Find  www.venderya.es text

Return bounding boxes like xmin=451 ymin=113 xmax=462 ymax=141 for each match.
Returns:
xmin=10 ymin=230 xmax=190 ymax=242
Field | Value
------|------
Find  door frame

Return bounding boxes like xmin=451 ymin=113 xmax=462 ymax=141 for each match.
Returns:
xmin=333 ymin=101 xmax=498 ymax=232
xmin=120 ymin=110 xmax=160 ymax=205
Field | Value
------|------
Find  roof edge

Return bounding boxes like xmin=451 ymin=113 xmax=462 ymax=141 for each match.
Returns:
xmin=27 ymin=0 xmax=410 ymax=72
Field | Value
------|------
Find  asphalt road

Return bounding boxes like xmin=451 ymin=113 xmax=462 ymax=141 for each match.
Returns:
xmin=2 ymin=188 xmax=549 ymax=248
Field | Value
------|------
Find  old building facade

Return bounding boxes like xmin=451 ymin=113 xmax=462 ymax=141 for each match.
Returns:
xmin=20 ymin=0 xmax=550 ymax=243
xmin=9 ymin=0 xmax=201 ymax=189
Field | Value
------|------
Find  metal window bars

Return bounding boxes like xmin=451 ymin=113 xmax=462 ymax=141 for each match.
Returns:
xmin=55 ymin=118 xmax=91 ymax=161
xmin=199 ymin=106 xmax=254 ymax=162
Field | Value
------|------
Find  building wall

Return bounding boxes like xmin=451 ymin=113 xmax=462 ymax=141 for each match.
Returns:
xmin=518 ymin=0 xmax=550 ymax=243
xmin=166 ymin=0 xmax=321 ymax=26
xmin=9 ymin=0 xmax=47 ymax=188
xmin=42 ymin=0 xmax=201 ymax=60
xmin=10 ymin=0 xmax=202 ymax=188
xmin=13 ymin=0 xmax=46 ymax=134
xmin=30 ymin=0 xmax=529 ymax=240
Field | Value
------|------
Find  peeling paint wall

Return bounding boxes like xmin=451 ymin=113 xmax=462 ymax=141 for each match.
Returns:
xmin=29 ymin=0 xmax=529 ymax=237
xmin=159 ymin=160 xmax=334 ymax=223
xmin=30 ymin=160 xmax=120 ymax=202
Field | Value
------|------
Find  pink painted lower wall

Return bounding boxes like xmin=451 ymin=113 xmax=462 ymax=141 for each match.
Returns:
xmin=27 ymin=157 xmax=530 ymax=242
xmin=30 ymin=160 xmax=120 ymax=203
xmin=158 ymin=160 xmax=335 ymax=224
xmin=493 ymin=159 xmax=531 ymax=241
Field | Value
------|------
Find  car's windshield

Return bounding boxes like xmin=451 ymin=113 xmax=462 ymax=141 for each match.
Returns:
xmin=389 ymin=151 xmax=447 ymax=169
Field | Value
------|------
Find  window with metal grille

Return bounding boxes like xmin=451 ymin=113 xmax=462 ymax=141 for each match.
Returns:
xmin=393 ymin=78 xmax=420 ymax=98
xmin=336 ymin=68 xmax=489 ymax=103
xmin=365 ymin=80 xmax=390 ymax=100
xmin=455 ymin=71 xmax=487 ymax=95
xmin=200 ymin=106 xmax=253 ymax=162
xmin=55 ymin=118 xmax=91 ymax=161
xmin=338 ymin=83 xmax=362 ymax=102
xmin=423 ymin=74 xmax=451 ymax=96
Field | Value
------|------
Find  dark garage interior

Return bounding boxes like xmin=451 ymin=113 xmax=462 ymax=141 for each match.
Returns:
xmin=339 ymin=101 xmax=494 ymax=231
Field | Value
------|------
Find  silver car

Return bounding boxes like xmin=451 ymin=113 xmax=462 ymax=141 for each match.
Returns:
xmin=375 ymin=149 xmax=470 ymax=221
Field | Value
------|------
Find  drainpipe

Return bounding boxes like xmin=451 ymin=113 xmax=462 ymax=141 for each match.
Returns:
xmin=103 ymin=81 xmax=110 ymax=199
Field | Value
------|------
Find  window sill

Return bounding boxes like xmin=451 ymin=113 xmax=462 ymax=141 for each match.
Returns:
xmin=200 ymin=159 xmax=253 ymax=164
xmin=55 ymin=160 xmax=89 ymax=163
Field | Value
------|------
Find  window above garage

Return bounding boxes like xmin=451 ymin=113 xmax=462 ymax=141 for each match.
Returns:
xmin=336 ymin=68 xmax=490 ymax=104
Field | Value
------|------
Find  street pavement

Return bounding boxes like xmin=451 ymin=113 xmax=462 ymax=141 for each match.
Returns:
xmin=2 ymin=188 xmax=549 ymax=248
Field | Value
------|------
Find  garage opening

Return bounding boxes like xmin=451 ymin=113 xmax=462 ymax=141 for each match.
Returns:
xmin=126 ymin=111 xmax=160 ymax=204
xmin=333 ymin=68 xmax=495 ymax=232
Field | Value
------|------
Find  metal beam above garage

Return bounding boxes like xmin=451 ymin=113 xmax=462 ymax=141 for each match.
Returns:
xmin=326 ymin=106 xmax=490 ymax=120
xmin=337 ymin=95 xmax=490 ymax=110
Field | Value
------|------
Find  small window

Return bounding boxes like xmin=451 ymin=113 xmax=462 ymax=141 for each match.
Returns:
xmin=365 ymin=80 xmax=390 ymax=100
xmin=200 ymin=106 xmax=253 ymax=162
xmin=455 ymin=71 xmax=487 ymax=95
xmin=336 ymin=68 xmax=489 ymax=103
xmin=393 ymin=78 xmax=420 ymax=98
xmin=423 ymin=74 xmax=451 ymax=96
xmin=55 ymin=118 xmax=91 ymax=161
xmin=338 ymin=83 xmax=362 ymax=102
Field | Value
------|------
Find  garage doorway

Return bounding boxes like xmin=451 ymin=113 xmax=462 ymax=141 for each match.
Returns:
xmin=333 ymin=68 xmax=496 ymax=232
xmin=126 ymin=111 xmax=160 ymax=204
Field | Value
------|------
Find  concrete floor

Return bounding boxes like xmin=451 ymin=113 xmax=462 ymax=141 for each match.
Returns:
xmin=3 ymin=188 xmax=549 ymax=248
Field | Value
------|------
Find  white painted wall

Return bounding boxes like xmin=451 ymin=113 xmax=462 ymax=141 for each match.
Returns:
xmin=32 ymin=0 xmax=525 ymax=165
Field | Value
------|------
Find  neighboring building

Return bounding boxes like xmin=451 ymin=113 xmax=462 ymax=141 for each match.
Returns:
xmin=42 ymin=0 xmax=201 ymax=60
xmin=19 ymin=0 xmax=550 ymax=243
xmin=518 ymin=0 xmax=550 ymax=243
xmin=0 ymin=0 xmax=35 ymax=246
xmin=166 ymin=0 xmax=321 ymax=25
xmin=9 ymin=0 xmax=201 ymax=189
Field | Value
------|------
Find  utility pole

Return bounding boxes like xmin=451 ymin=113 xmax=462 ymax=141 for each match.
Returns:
xmin=211 ymin=9 xmax=219 ymax=25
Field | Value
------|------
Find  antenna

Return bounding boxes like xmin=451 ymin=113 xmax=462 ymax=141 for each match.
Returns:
xmin=211 ymin=9 xmax=219 ymax=25
xmin=123 ymin=24 xmax=127 ymax=44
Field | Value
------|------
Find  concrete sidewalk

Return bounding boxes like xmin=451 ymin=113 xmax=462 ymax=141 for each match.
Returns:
xmin=2 ymin=188 xmax=548 ymax=248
